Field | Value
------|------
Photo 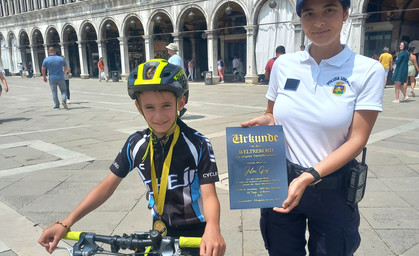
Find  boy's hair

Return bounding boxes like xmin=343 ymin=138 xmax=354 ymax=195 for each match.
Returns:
xmin=128 ymin=59 xmax=188 ymax=100
xmin=296 ymin=0 xmax=350 ymax=17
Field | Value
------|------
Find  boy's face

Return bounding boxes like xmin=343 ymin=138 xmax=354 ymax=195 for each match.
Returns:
xmin=300 ymin=0 xmax=348 ymax=48
xmin=136 ymin=91 xmax=185 ymax=138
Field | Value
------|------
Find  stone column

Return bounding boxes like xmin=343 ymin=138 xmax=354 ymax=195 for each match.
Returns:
xmin=206 ymin=30 xmax=218 ymax=84
xmin=30 ymin=44 xmax=40 ymax=77
xmin=118 ymin=36 xmax=129 ymax=80
xmin=244 ymin=25 xmax=258 ymax=84
xmin=143 ymin=35 xmax=153 ymax=61
xmin=78 ymin=40 xmax=89 ymax=79
xmin=292 ymin=21 xmax=303 ymax=52
xmin=41 ymin=0 xmax=47 ymax=8
xmin=172 ymin=33 xmax=183 ymax=64
xmin=60 ymin=42 xmax=69 ymax=60
xmin=44 ymin=44 xmax=49 ymax=58
xmin=347 ymin=13 xmax=367 ymax=55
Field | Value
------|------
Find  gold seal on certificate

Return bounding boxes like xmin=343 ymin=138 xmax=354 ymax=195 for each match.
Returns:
xmin=226 ymin=125 xmax=288 ymax=209
xmin=153 ymin=220 xmax=167 ymax=236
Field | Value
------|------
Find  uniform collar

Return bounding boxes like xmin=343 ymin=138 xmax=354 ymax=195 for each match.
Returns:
xmin=299 ymin=44 xmax=352 ymax=67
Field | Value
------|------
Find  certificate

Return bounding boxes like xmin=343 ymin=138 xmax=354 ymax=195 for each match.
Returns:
xmin=226 ymin=125 xmax=288 ymax=209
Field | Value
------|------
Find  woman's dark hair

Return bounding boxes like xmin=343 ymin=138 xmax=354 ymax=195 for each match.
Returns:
xmin=408 ymin=46 xmax=416 ymax=53
xmin=401 ymin=41 xmax=409 ymax=51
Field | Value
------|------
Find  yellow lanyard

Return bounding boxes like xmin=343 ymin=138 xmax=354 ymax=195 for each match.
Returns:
xmin=149 ymin=125 xmax=180 ymax=216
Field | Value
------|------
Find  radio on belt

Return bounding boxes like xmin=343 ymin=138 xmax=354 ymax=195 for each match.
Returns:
xmin=347 ymin=147 xmax=368 ymax=206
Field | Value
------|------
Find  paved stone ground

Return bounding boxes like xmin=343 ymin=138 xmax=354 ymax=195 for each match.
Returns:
xmin=0 ymin=76 xmax=418 ymax=256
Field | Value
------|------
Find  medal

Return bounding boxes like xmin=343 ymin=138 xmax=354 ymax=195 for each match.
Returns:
xmin=153 ymin=220 xmax=167 ymax=236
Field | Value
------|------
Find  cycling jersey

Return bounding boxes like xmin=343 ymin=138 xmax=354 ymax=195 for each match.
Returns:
xmin=110 ymin=119 xmax=219 ymax=227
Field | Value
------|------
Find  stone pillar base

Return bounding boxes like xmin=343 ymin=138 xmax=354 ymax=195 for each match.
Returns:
xmin=34 ymin=72 xmax=41 ymax=77
xmin=120 ymin=73 xmax=129 ymax=81
xmin=245 ymin=75 xmax=259 ymax=84
xmin=80 ymin=74 xmax=90 ymax=79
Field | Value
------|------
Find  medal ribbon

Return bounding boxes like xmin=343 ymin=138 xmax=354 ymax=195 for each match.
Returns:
xmin=149 ymin=124 xmax=180 ymax=216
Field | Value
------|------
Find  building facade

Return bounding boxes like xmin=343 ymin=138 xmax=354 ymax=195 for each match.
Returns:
xmin=0 ymin=0 xmax=418 ymax=83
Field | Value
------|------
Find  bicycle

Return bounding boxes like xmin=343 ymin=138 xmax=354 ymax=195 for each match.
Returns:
xmin=56 ymin=229 xmax=201 ymax=256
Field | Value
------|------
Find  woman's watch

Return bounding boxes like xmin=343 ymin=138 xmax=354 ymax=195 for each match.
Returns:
xmin=306 ymin=167 xmax=322 ymax=185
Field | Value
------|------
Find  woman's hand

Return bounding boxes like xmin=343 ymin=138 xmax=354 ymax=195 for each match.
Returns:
xmin=241 ymin=114 xmax=274 ymax=127
xmin=273 ymin=173 xmax=313 ymax=213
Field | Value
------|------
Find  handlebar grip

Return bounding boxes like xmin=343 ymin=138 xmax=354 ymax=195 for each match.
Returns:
xmin=179 ymin=237 xmax=201 ymax=248
xmin=63 ymin=231 xmax=83 ymax=241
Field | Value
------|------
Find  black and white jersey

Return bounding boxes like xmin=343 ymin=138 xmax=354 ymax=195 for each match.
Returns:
xmin=110 ymin=119 xmax=219 ymax=227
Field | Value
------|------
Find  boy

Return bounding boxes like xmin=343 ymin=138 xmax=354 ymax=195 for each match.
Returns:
xmin=39 ymin=59 xmax=226 ymax=256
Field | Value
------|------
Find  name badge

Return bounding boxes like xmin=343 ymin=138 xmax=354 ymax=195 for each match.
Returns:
xmin=284 ymin=78 xmax=300 ymax=91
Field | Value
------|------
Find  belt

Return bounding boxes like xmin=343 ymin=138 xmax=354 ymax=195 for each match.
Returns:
xmin=287 ymin=160 xmax=357 ymax=189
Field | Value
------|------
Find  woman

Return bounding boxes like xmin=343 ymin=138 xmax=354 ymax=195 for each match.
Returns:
xmin=0 ymin=68 xmax=9 ymax=97
xmin=217 ymin=57 xmax=224 ymax=83
xmin=241 ymin=0 xmax=384 ymax=255
xmin=392 ymin=41 xmax=409 ymax=102
xmin=406 ymin=47 xmax=419 ymax=97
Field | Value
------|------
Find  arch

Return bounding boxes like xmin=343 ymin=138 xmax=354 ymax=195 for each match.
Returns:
xmin=62 ymin=23 xmax=78 ymax=42
xmin=177 ymin=4 xmax=209 ymax=31
xmin=122 ymin=13 xmax=144 ymax=37
xmin=210 ymin=0 xmax=249 ymax=31
xmin=147 ymin=9 xmax=175 ymax=36
xmin=98 ymin=17 xmax=119 ymax=41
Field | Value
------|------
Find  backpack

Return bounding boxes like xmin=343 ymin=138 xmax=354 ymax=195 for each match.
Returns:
xmin=220 ymin=60 xmax=224 ymax=68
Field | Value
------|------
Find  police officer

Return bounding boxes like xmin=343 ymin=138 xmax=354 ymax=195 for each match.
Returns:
xmin=241 ymin=0 xmax=384 ymax=255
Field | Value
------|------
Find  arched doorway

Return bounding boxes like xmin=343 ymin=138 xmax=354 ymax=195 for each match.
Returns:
xmin=46 ymin=27 xmax=60 ymax=51
xmin=151 ymin=12 xmax=173 ymax=59
xmin=81 ymin=23 xmax=98 ymax=78
xmin=19 ymin=31 xmax=31 ymax=73
xmin=180 ymin=7 xmax=208 ymax=80
xmin=32 ymin=29 xmax=45 ymax=75
xmin=102 ymin=21 xmax=121 ymax=73
xmin=215 ymin=2 xmax=247 ymax=80
xmin=125 ymin=17 xmax=145 ymax=72
xmin=63 ymin=25 xmax=81 ymax=77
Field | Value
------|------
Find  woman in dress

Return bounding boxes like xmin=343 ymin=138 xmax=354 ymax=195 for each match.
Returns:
xmin=392 ymin=41 xmax=409 ymax=102
xmin=406 ymin=47 xmax=419 ymax=97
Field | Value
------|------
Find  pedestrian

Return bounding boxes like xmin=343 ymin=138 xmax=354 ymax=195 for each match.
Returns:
xmin=232 ymin=56 xmax=239 ymax=81
xmin=97 ymin=57 xmax=109 ymax=82
xmin=406 ymin=46 xmax=419 ymax=97
xmin=300 ymin=45 xmax=305 ymax=51
xmin=241 ymin=0 xmax=384 ymax=255
xmin=265 ymin=46 xmax=286 ymax=82
xmin=166 ymin=43 xmax=183 ymax=68
xmin=28 ymin=62 xmax=33 ymax=78
xmin=38 ymin=59 xmax=226 ymax=256
xmin=41 ymin=47 xmax=69 ymax=110
xmin=18 ymin=63 xmax=23 ymax=77
xmin=166 ymin=43 xmax=187 ymax=117
xmin=217 ymin=57 xmax=224 ymax=83
xmin=64 ymin=64 xmax=71 ymax=104
xmin=392 ymin=41 xmax=409 ymax=103
xmin=187 ymin=58 xmax=194 ymax=81
xmin=237 ymin=58 xmax=245 ymax=82
xmin=379 ymin=47 xmax=393 ymax=88
xmin=0 ymin=68 xmax=9 ymax=97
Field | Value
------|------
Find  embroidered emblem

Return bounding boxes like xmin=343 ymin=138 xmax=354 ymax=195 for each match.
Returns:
xmin=332 ymin=82 xmax=346 ymax=95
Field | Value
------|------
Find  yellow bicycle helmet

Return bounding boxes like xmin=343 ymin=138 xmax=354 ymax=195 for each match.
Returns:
xmin=128 ymin=59 xmax=188 ymax=100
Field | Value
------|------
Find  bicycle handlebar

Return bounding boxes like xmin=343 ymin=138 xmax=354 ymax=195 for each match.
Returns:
xmin=62 ymin=230 xmax=201 ymax=255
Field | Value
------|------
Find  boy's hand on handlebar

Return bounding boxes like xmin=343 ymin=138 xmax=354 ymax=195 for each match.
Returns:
xmin=200 ymin=226 xmax=226 ymax=256
xmin=38 ymin=224 xmax=68 ymax=254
